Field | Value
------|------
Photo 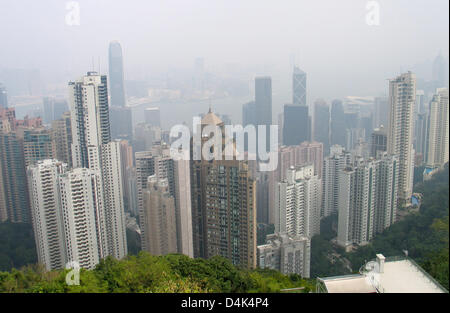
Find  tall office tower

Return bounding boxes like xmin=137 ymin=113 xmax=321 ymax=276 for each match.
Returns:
xmin=373 ymin=153 xmax=398 ymax=234
xmin=322 ymin=145 xmax=352 ymax=218
xmin=0 ymin=83 xmax=8 ymax=109
xmin=109 ymin=41 xmax=126 ymax=108
xmin=43 ymin=97 xmax=69 ymax=125
xmin=18 ymin=127 xmax=55 ymax=168
xmin=69 ymin=72 xmax=111 ymax=169
xmin=68 ymin=72 xmax=127 ymax=259
xmin=255 ymin=77 xmax=272 ymax=154
xmin=190 ymin=110 xmax=257 ymax=268
xmin=387 ymin=72 xmax=416 ymax=204
xmin=337 ymin=158 xmax=376 ymax=248
xmin=414 ymin=113 xmax=428 ymax=165
xmin=144 ymin=107 xmax=161 ymax=127
xmin=292 ymin=67 xmax=307 ymax=106
xmin=432 ymin=53 xmax=448 ymax=87
xmin=275 ymin=164 xmax=321 ymax=238
xmin=135 ymin=151 xmax=155 ymax=251
xmin=52 ymin=112 xmax=73 ymax=168
xmin=173 ymin=158 xmax=194 ymax=257
xmin=425 ymin=88 xmax=449 ymax=168
xmin=283 ymin=104 xmax=311 ymax=146
xmin=133 ymin=123 xmax=162 ymax=153
xmin=142 ymin=176 xmax=177 ymax=256
xmin=59 ymin=168 xmax=104 ymax=269
xmin=330 ymin=99 xmax=347 ymax=148
xmin=313 ymin=99 xmax=330 ymax=154
xmin=110 ymin=106 xmax=133 ymax=141
xmin=360 ymin=114 xmax=373 ymax=142
xmin=27 ymin=159 xmax=67 ymax=270
xmin=373 ymin=97 xmax=389 ymax=129
xmin=257 ymin=233 xmax=310 ymax=278
xmin=370 ymin=126 xmax=387 ymax=158
xmin=0 ymin=131 xmax=30 ymax=223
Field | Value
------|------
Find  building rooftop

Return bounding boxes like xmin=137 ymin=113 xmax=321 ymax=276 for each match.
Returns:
xmin=317 ymin=255 xmax=448 ymax=293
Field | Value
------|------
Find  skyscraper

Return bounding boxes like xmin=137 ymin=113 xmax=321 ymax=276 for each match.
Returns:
xmin=108 ymin=41 xmax=126 ymax=108
xmin=0 ymin=83 xmax=8 ymax=109
xmin=414 ymin=112 xmax=428 ymax=166
xmin=425 ymin=88 xmax=449 ymax=168
xmin=255 ymin=77 xmax=272 ymax=154
xmin=370 ymin=126 xmax=387 ymax=158
xmin=283 ymin=104 xmax=311 ymax=146
xmin=387 ymin=72 xmax=416 ymax=205
xmin=292 ymin=67 xmax=307 ymax=106
xmin=190 ymin=110 xmax=257 ymax=268
xmin=144 ymin=107 xmax=161 ymax=127
xmin=142 ymin=176 xmax=177 ymax=256
xmin=313 ymin=99 xmax=330 ymax=154
xmin=275 ymin=164 xmax=321 ymax=239
xmin=330 ymin=99 xmax=347 ymax=148
xmin=373 ymin=97 xmax=389 ymax=129
xmin=52 ymin=112 xmax=73 ymax=168
xmin=322 ymin=145 xmax=352 ymax=218
xmin=110 ymin=106 xmax=133 ymax=141
xmin=68 ymin=72 xmax=128 ymax=260
xmin=18 ymin=127 xmax=55 ymax=168
xmin=27 ymin=159 xmax=67 ymax=270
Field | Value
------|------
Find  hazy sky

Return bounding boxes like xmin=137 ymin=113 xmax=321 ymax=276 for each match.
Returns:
xmin=0 ymin=0 xmax=448 ymax=104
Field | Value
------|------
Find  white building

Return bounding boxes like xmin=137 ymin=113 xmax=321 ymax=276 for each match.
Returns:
xmin=68 ymin=72 xmax=128 ymax=261
xmin=27 ymin=159 xmax=67 ymax=271
xmin=426 ymin=88 xmax=449 ymax=168
xmin=322 ymin=145 xmax=352 ymax=217
xmin=275 ymin=164 xmax=321 ymax=239
xmin=59 ymin=168 xmax=104 ymax=269
xmin=257 ymin=232 xmax=310 ymax=278
xmin=387 ymin=72 xmax=416 ymax=205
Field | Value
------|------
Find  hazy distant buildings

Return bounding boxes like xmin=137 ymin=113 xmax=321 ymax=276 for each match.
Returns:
xmin=255 ymin=77 xmax=272 ymax=154
xmin=110 ymin=106 xmax=133 ymax=141
xmin=373 ymin=97 xmax=389 ymax=129
xmin=0 ymin=84 xmax=7 ymax=109
xmin=370 ymin=126 xmax=387 ymax=158
xmin=144 ymin=107 xmax=161 ymax=127
xmin=283 ymin=104 xmax=311 ymax=146
xmin=425 ymin=88 xmax=449 ymax=168
xmin=43 ymin=97 xmax=68 ymax=125
xmin=313 ymin=99 xmax=330 ymax=154
xmin=133 ymin=123 xmax=162 ymax=152
xmin=19 ymin=127 xmax=55 ymax=168
xmin=109 ymin=41 xmax=126 ymax=108
xmin=330 ymin=99 xmax=346 ymax=148
xmin=257 ymin=233 xmax=310 ymax=278
xmin=387 ymin=72 xmax=416 ymax=205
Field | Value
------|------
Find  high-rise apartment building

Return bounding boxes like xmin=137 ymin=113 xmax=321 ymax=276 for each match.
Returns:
xmin=0 ymin=83 xmax=7 ymax=109
xmin=257 ymin=232 xmax=310 ymax=278
xmin=274 ymin=164 xmax=321 ymax=239
xmin=190 ymin=110 xmax=257 ymax=268
xmin=322 ymin=145 xmax=352 ymax=217
xmin=425 ymin=88 xmax=449 ymax=168
xmin=387 ymin=72 xmax=416 ymax=205
xmin=27 ymin=159 xmax=67 ymax=270
xmin=52 ymin=112 xmax=73 ymax=168
xmin=142 ymin=176 xmax=177 ymax=256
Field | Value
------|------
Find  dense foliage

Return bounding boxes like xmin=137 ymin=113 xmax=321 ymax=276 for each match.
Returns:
xmin=0 ymin=222 xmax=37 ymax=272
xmin=0 ymin=252 xmax=314 ymax=293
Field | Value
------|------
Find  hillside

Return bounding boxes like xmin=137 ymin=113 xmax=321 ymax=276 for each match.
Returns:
xmin=0 ymin=252 xmax=314 ymax=293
